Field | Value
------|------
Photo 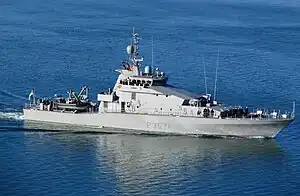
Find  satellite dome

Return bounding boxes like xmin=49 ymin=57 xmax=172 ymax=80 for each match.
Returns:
xmin=144 ymin=66 xmax=151 ymax=74
xmin=126 ymin=45 xmax=134 ymax=55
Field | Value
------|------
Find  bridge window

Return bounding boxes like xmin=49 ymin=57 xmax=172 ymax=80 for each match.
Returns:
xmin=182 ymin=99 xmax=190 ymax=106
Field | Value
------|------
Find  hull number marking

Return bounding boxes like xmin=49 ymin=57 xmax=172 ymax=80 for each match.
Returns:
xmin=146 ymin=122 xmax=170 ymax=130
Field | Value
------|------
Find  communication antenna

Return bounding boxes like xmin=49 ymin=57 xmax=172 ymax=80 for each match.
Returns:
xmin=152 ymin=35 xmax=154 ymax=75
xmin=131 ymin=26 xmax=134 ymax=45
xmin=213 ymin=49 xmax=220 ymax=101
xmin=292 ymin=100 xmax=296 ymax=118
xmin=202 ymin=55 xmax=208 ymax=95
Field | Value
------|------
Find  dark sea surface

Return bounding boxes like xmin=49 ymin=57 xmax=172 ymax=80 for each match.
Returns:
xmin=1 ymin=0 xmax=300 ymax=195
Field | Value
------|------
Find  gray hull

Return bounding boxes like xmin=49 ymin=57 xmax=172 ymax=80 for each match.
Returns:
xmin=23 ymin=109 xmax=292 ymax=138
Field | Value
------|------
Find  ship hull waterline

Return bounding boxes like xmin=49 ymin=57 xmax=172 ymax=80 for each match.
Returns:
xmin=23 ymin=109 xmax=293 ymax=138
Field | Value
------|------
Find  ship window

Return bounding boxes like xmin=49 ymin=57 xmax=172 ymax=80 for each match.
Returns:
xmin=104 ymin=102 xmax=108 ymax=108
xmin=146 ymin=81 xmax=152 ymax=87
xmin=131 ymin=92 xmax=136 ymax=100
xmin=182 ymin=99 xmax=190 ymax=106
xmin=166 ymin=95 xmax=168 ymax=97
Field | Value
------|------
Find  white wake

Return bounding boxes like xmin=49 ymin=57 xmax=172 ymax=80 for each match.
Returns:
xmin=0 ymin=111 xmax=24 ymax=121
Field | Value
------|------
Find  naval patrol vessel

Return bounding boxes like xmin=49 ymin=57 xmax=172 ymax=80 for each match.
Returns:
xmin=23 ymin=29 xmax=296 ymax=138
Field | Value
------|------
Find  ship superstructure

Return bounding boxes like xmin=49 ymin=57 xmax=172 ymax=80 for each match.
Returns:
xmin=23 ymin=29 xmax=296 ymax=138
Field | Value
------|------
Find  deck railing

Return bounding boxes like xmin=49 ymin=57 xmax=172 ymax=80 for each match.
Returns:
xmin=25 ymin=101 xmax=295 ymax=120
xmin=24 ymin=103 xmax=39 ymax=109
xmin=103 ymin=107 xmax=294 ymax=120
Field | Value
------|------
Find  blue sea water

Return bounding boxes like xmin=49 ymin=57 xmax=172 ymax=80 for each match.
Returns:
xmin=1 ymin=0 xmax=300 ymax=195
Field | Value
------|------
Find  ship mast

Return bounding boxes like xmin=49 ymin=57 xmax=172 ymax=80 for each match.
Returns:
xmin=128 ymin=27 xmax=144 ymax=76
